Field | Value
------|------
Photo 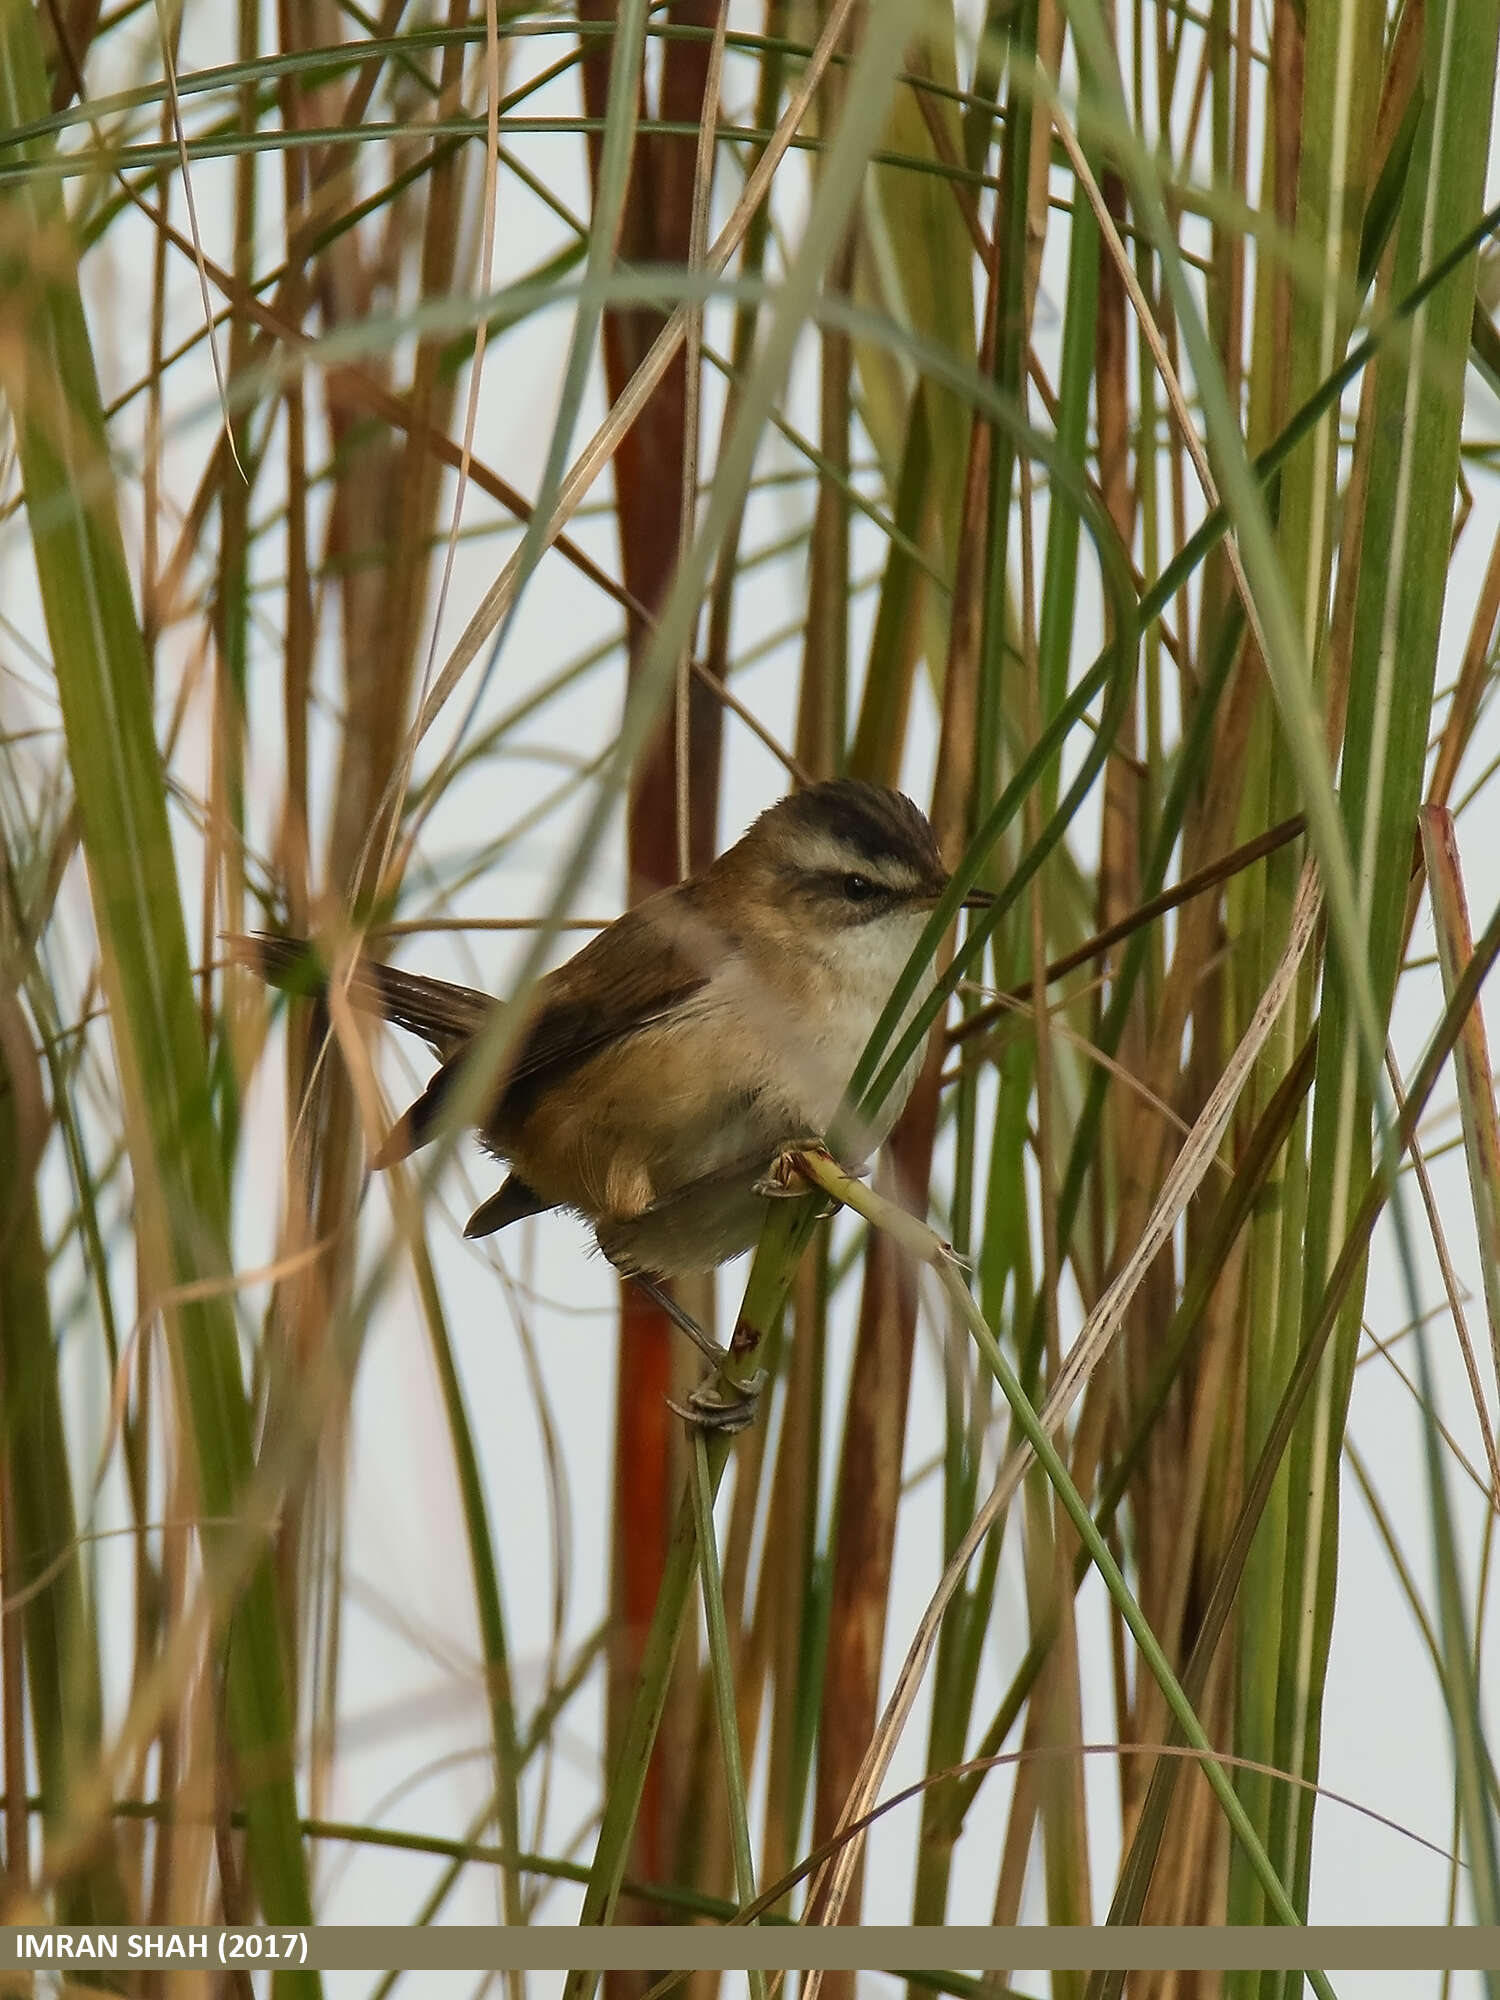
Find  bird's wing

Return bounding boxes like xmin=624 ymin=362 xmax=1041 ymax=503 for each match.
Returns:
xmin=463 ymin=1175 xmax=549 ymax=1239
xmin=372 ymin=892 xmax=721 ymax=1162
xmin=493 ymin=895 xmax=718 ymax=1122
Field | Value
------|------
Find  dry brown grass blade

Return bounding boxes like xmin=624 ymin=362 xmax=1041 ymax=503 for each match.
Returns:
xmin=151 ymin=0 xmax=244 ymax=482
xmin=800 ymin=859 xmax=1323 ymax=1959
xmin=1418 ymin=806 xmax=1500 ymax=1493
xmin=371 ymin=0 xmax=510 ymax=911
xmin=673 ymin=1 xmax=728 ymax=881
xmin=1431 ymin=523 xmax=1500 ymax=811
xmin=129 ymin=186 xmax=655 ymax=639
xmin=568 ymin=0 xmax=725 ymax=1949
xmin=1378 ymin=1046 xmax=1500 ymax=1504
xmin=409 ymin=0 xmax=864 ymax=748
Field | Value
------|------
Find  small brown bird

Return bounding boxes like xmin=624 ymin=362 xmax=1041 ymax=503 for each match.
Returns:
xmin=236 ymin=780 xmax=977 ymax=1292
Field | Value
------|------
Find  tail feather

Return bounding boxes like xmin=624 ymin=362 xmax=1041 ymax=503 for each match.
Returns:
xmin=228 ymin=932 xmax=494 ymax=1055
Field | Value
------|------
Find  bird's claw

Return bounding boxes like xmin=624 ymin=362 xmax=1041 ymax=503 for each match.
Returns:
xmin=666 ymin=1368 xmax=768 ymax=1434
xmin=753 ymin=1141 xmax=872 ymax=1208
xmin=752 ymin=1140 xmax=824 ymax=1198
xmin=752 ymin=1139 xmax=862 ymax=1201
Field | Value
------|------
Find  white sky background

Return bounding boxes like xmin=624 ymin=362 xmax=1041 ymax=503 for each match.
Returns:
xmin=3 ymin=0 xmax=1499 ymax=1994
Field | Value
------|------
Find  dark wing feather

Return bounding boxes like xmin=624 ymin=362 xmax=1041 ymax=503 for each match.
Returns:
xmin=371 ymin=1070 xmax=456 ymax=1165
xmin=485 ymin=894 xmax=718 ymax=1131
xmin=464 ymin=1176 xmax=550 ymax=1239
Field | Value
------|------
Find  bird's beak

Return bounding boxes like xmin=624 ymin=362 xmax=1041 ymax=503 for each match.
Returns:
xmin=920 ymin=882 xmax=994 ymax=911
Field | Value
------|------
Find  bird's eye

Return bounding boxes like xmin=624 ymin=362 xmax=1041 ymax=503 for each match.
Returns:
xmin=843 ymin=873 xmax=876 ymax=902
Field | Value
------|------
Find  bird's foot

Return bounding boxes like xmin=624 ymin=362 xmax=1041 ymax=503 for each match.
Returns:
xmin=666 ymin=1367 xmax=768 ymax=1434
xmin=629 ymin=1275 xmax=765 ymax=1431
xmin=753 ymin=1141 xmax=869 ymax=1205
xmin=753 ymin=1139 xmax=834 ymax=1200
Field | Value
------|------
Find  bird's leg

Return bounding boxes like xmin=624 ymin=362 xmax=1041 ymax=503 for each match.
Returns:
xmin=630 ymin=1274 xmax=766 ymax=1434
xmin=629 ymin=1272 xmax=725 ymax=1364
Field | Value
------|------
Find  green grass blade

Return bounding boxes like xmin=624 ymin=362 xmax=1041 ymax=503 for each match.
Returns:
xmin=0 ymin=977 xmax=126 ymax=1925
xmin=1276 ymin=0 xmax=1500 ymax=1926
xmin=0 ymin=2 xmax=317 ymax=1971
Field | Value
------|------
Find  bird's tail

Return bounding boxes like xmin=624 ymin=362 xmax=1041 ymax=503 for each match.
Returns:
xmin=226 ymin=932 xmax=494 ymax=1057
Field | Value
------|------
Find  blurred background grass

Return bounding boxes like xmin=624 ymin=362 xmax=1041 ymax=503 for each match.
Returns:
xmin=0 ymin=0 xmax=1498 ymax=1992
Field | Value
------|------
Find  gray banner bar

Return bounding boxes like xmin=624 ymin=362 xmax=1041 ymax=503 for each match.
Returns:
xmin=2 ymin=1929 xmax=1499 ymax=1972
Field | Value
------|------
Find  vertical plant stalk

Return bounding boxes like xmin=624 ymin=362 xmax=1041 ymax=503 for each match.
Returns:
xmin=0 ymin=981 xmax=125 ymax=1925
xmin=563 ymin=1200 xmax=823 ymax=2000
xmin=575 ymin=0 xmax=723 ymax=1931
xmin=807 ymin=864 xmax=1322 ymax=1936
xmin=690 ymin=1435 xmax=765 ymax=2000
xmin=1420 ymin=805 xmax=1500 ymax=1413
xmin=795 ymin=0 xmax=855 ymax=780
xmin=807 ymin=124 xmax=989 ymax=1961
xmin=1410 ymin=812 xmax=1500 ymax=1940
xmin=410 ymin=0 xmax=865 ymax=744
xmin=1092 ymin=886 xmax=1500 ymax=1983
xmin=1380 ymin=1049 xmax=1500 ymax=1502
xmin=789 ymin=1146 xmax=1339 ymax=2000
xmin=408 ymin=1231 xmax=526 ymax=1962
xmin=0 ymin=3 xmax=317 ymax=1976
xmin=1274 ymin=0 xmax=1500 ymax=1931
xmin=1017 ymin=37 xmax=1091 ymax=1948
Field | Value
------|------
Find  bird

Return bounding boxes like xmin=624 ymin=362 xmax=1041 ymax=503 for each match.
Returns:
xmin=232 ymin=780 xmax=982 ymax=1399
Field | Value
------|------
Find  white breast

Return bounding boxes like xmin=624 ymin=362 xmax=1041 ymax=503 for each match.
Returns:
xmin=733 ymin=906 xmax=937 ymax=1154
xmin=589 ymin=909 xmax=941 ymax=1276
